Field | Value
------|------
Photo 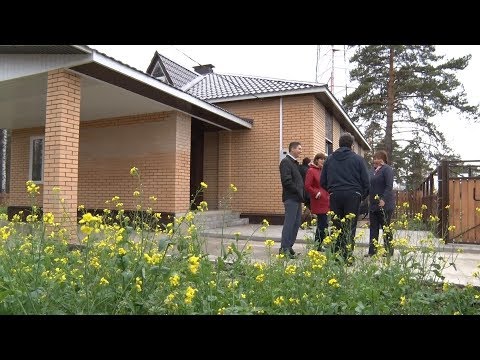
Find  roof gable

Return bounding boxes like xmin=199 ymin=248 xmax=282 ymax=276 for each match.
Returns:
xmin=147 ymin=51 xmax=199 ymax=88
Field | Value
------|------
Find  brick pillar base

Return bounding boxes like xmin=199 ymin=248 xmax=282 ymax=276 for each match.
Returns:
xmin=43 ymin=69 xmax=80 ymax=242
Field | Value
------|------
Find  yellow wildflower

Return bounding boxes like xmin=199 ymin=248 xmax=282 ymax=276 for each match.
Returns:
xmin=130 ymin=167 xmax=139 ymax=176
xmin=264 ymin=239 xmax=275 ymax=247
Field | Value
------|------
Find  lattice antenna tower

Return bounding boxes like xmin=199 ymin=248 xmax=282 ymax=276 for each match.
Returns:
xmin=316 ymin=45 xmax=349 ymax=99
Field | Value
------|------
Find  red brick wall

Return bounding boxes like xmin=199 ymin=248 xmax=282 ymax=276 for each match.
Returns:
xmin=215 ymin=95 xmax=320 ymax=215
xmin=9 ymin=127 xmax=45 ymax=206
xmin=78 ymin=111 xmax=190 ymax=213
xmin=8 ymin=89 xmax=361 ymax=220
xmin=9 ymin=110 xmax=192 ymax=215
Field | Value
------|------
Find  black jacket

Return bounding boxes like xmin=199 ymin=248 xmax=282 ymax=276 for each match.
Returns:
xmin=280 ymin=155 xmax=305 ymax=203
xmin=320 ymin=147 xmax=370 ymax=199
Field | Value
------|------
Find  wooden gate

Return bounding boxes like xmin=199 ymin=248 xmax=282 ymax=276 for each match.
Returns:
xmin=397 ymin=160 xmax=480 ymax=244
xmin=448 ymin=177 xmax=480 ymax=243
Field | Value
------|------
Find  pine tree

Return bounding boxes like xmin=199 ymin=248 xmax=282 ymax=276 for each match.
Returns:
xmin=396 ymin=135 xmax=434 ymax=190
xmin=343 ymin=45 xmax=478 ymax=187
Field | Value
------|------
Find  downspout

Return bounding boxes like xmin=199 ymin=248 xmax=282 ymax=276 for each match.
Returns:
xmin=279 ymin=96 xmax=283 ymax=161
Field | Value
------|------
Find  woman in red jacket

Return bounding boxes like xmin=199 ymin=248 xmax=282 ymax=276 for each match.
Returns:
xmin=305 ymin=152 xmax=330 ymax=251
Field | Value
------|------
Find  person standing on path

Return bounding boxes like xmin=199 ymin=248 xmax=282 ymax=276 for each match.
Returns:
xmin=305 ymin=152 xmax=330 ymax=251
xmin=279 ymin=141 xmax=304 ymax=258
xmin=366 ymin=150 xmax=395 ymax=257
xmin=320 ymin=132 xmax=370 ymax=262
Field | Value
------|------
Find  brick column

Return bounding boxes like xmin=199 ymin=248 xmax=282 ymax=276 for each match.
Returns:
xmin=173 ymin=112 xmax=191 ymax=212
xmin=43 ymin=69 xmax=80 ymax=242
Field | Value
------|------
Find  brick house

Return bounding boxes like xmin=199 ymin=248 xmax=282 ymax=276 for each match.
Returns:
xmin=0 ymin=45 xmax=370 ymax=234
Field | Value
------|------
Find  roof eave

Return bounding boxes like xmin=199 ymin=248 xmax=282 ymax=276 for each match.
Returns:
xmin=83 ymin=51 xmax=252 ymax=130
xmin=208 ymin=87 xmax=370 ymax=149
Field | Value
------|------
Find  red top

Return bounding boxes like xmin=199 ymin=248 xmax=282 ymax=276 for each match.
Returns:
xmin=305 ymin=164 xmax=330 ymax=214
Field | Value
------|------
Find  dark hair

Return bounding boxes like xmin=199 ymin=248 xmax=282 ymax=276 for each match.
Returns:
xmin=302 ymin=157 xmax=311 ymax=166
xmin=339 ymin=132 xmax=354 ymax=148
xmin=288 ymin=141 xmax=301 ymax=152
xmin=373 ymin=150 xmax=388 ymax=164
xmin=313 ymin=152 xmax=326 ymax=162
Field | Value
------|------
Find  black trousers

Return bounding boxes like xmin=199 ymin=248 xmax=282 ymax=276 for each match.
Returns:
xmin=329 ymin=191 xmax=362 ymax=260
xmin=314 ymin=213 xmax=328 ymax=248
xmin=368 ymin=209 xmax=393 ymax=255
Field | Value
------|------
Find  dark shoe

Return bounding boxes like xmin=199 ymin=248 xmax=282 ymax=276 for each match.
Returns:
xmin=316 ymin=243 xmax=325 ymax=252
xmin=364 ymin=253 xmax=375 ymax=258
xmin=289 ymin=247 xmax=296 ymax=255
xmin=279 ymin=248 xmax=295 ymax=259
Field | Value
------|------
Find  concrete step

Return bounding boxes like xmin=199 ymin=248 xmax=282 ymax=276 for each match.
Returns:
xmin=176 ymin=210 xmax=249 ymax=230
xmin=197 ymin=216 xmax=249 ymax=230
xmin=199 ymin=218 xmax=248 ymax=230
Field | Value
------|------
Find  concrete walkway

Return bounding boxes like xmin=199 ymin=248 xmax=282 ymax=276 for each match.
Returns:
xmin=200 ymin=223 xmax=480 ymax=287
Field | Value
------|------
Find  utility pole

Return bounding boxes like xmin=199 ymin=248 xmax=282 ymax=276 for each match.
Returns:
xmin=344 ymin=45 xmax=348 ymax=98
xmin=330 ymin=45 xmax=340 ymax=93
xmin=316 ymin=45 xmax=321 ymax=82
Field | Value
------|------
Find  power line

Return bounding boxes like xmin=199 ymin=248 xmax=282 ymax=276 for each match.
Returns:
xmin=170 ymin=45 xmax=261 ymax=100
xmin=170 ymin=45 xmax=202 ymax=66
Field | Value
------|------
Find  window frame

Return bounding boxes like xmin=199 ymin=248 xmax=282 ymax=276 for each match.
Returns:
xmin=29 ymin=135 xmax=44 ymax=184
xmin=325 ymin=139 xmax=333 ymax=156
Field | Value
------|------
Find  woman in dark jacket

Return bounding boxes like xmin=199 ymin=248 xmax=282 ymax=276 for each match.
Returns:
xmin=366 ymin=150 xmax=395 ymax=257
xmin=299 ymin=157 xmax=311 ymax=210
xmin=305 ymin=153 xmax=330 ymax=251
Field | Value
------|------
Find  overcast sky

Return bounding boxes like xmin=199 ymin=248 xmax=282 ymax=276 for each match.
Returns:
xmin=89 ymin=45 xmax=480 ymax=161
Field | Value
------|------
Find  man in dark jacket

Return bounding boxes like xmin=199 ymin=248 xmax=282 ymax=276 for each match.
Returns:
xmin=320 ymin=132 xmax=369 ymax=262
xmin=279 ymin=141 xmax=304 ymax=258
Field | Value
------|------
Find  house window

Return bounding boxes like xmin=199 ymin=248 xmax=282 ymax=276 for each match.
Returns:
xmin=325 ymin=110 xmax=333 ymax=141
xmin=29 ymin=136 xmax=44 ymax=183
xmin=325 ymin=139 xmax=333 ymax=156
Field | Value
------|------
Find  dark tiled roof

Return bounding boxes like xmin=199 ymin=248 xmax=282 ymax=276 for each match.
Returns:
xmin=185 ymin=73 xmax=320 ymax=100
xmin=158 ymin=54 xmax=199 ymax=88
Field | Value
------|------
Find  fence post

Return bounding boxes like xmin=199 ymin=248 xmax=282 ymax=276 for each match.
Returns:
xmin=437 ymin=160 xmax=449 ymax=241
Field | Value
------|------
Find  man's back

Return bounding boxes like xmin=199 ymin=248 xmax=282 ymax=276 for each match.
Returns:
xmin=320 ymin=147 xmax=369 ymax=198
